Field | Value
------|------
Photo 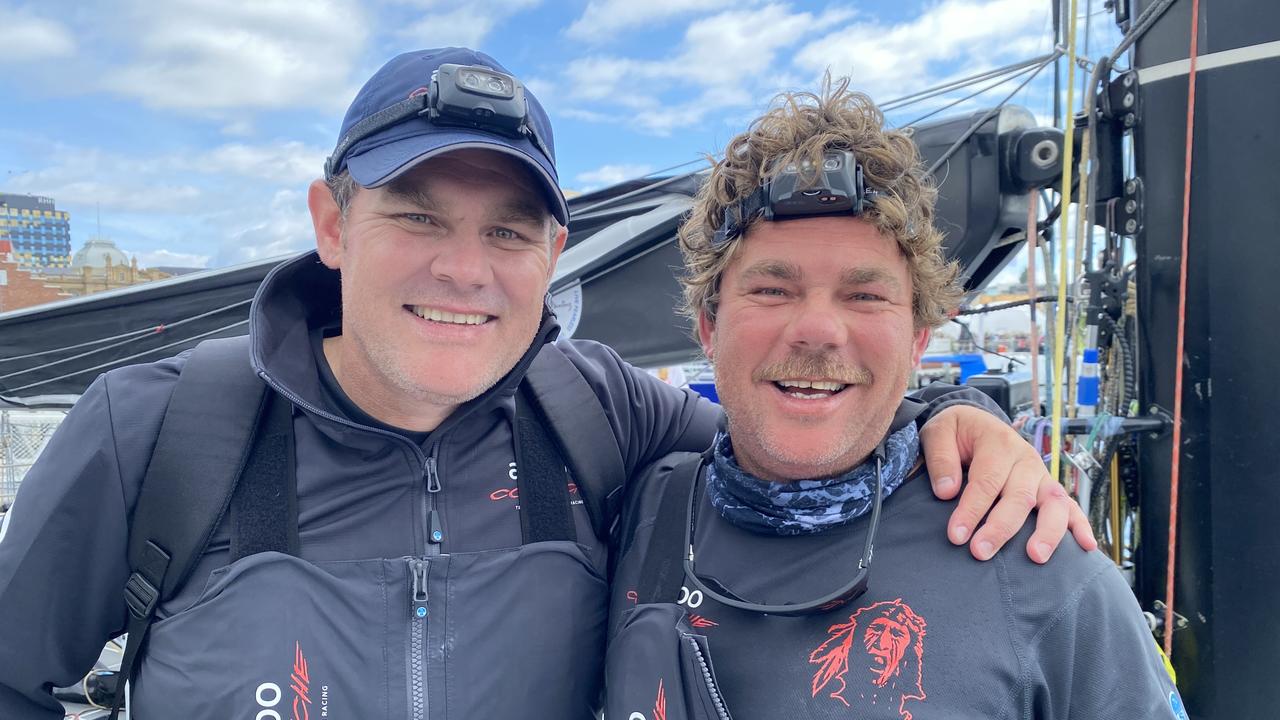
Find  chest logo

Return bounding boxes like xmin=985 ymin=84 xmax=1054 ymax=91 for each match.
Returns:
xmin=809 ymin=598 xmax=927 ymax=720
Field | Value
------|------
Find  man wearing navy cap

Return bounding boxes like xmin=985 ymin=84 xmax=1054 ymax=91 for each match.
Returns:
xmin=0 ymin=48 xmax=1090 ymax=719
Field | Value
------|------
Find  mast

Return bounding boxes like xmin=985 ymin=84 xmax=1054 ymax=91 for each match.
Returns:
xmin=1130 ymin=1 xmax=1280 ymax=716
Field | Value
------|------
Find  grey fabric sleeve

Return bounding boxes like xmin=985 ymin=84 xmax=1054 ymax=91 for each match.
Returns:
xmin=909 ymin=380 xmax=1011 ymax=424
xmin=556 ymin=339 xmax=722 ymax=478
xmin=0 ymin=359 xmax=183 ymax=718
xmin=1022 ymin=561 xmax=1181 ymax=719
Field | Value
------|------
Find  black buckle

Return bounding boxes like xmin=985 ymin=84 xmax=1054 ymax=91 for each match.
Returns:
xmin=124 ymin=572 xmax=160 ymax=621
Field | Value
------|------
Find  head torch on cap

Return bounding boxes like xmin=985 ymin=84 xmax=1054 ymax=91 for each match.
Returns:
xmin=324 ymin=63 xmax=554 ymax=183
xmin=712 ymin=150 xmax=881 ymax=248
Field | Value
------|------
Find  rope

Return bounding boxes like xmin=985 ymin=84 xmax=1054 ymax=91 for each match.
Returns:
xmin=1110 ymin=453 xmax=1122 ymax=565
xmin=958 ymin=294 xmax=1060 ymax=315
xmin=1027 ymin=192 xmax=1042 ymax=415
xmin=1050 ymin=0 xmax=1081 ymax=486
xmin=1166 ymin=0 xmax=1201 ymax=659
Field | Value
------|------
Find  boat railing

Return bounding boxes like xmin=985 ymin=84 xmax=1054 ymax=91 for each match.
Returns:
xmin=0 ymin=409 xmax=67 ymax=508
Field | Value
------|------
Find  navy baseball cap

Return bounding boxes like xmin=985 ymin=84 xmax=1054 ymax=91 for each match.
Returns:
xmin=328 ymin=47 xmax=569 ymax=225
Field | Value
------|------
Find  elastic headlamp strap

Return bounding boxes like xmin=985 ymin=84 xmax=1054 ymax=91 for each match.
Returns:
xmin=325 ymin=93 xmax=432 ymax=181
xmin=324 ymin=88 xmax=554 ymax=183
xmin=712 ymin=186 xmax=768 ymax=246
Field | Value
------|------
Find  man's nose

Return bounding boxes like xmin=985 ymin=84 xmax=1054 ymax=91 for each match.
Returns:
xmin=783 ymin=296 xmax=848 ymax=351
xmin=429 ymin=234 xmax=494 ymax=288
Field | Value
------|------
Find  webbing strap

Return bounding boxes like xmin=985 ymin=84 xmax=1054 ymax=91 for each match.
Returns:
xmin=521 ymin=343 xmax=627 ymax=542
xmin=637 ymin=456 xmax=703 ymax=604
xmin=230 ymin=390 xmax=300 ymax=560
xmin=514 ymin=387 xmax=576 ymax=543
xmin=113 ymin=336 xmax=270 ymax=718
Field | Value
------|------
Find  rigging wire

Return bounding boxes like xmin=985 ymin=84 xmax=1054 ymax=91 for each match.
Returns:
xmin=882 ymin=52 xmax=1058 ymax=111
xmin=924 ymin=51 xmax=1062 ymax=178
xmin=569 ymin=158 xmax=708 ymax=218
xmin=0 ymin=298 xmax=254 ymax=381
xmin=949 ymin=319 xmax=1025 ymax=367
xmin=902 ymin=61 xmax=1045 ymax=128
xmin=1049 ymin=0 xmax=1081 ymax=487
xmin=0 ymin=325 xmax=159 ymax=365
xmin=1165 ymin=0 xmax=1201 ymax=660
xmin=5 ymin=319 xmax=250 ymax=395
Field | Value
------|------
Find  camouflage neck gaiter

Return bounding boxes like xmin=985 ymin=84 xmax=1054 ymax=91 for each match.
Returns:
xmin=705 ymin=423 xmax=919 ymax=536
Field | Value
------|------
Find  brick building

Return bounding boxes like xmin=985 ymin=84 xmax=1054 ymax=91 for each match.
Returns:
xmin=0 ymin=240 xmax=68 ymax=312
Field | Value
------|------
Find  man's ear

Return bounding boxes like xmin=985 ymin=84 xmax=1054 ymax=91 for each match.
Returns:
xmin=697 ymin=309 xmax=716 ymax=360
xmin=911 ymin=326 xmax=932 ymax=367
xmin=545 ymin=222 xmax=568 ymax=279
xmin=309 ymin=178 xmax=344 ymax=269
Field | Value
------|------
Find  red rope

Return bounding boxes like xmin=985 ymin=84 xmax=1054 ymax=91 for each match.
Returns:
xmin=1165 ymin=0 xmax=1201 ymax=658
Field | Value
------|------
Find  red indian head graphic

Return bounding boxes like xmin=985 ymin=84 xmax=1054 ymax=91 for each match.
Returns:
xmin=809 ymin=598 xmax=927 ymax=720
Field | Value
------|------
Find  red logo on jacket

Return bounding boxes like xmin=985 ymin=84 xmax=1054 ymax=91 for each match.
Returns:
xmin=290 ymin=642 xmax=312 ymax=720
xmin=809 ymin=598 xmax=927 ymax=719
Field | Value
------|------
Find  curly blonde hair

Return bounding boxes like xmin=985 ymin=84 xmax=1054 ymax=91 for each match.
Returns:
xmin=678 ymin=76 xmax=963 ymax=330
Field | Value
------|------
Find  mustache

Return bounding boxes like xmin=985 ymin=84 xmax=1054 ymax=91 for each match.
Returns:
xmin=752 ymin=350 xmax=873 ymax=385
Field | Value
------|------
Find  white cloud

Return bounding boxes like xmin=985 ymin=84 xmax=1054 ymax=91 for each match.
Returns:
xmin=5 ymin=155 xmax=204 ymax=213
xmin=565 ymin=0 xmax=744 ymax=41
xmin=4 ymin=139 xmax=327 ymax=211
xmin=130 ymin=248 xmax=212 ymax=270
xmin=216 ymin=189 xmax=315 ymax=265
xmin=560 ymin=4 xmax=855 ymax=135
xmin=575 ymin=163 xmax=654 ymax=190
xmin=794 ymin=0 xmax=1050 ymax=102
xmin=198 ymin=141 xmax=328 ymax=185
xmin=397 ymin=0 xmax=540 ymax=49
xmin=0 ymin=7 xmax=75 ymax=63
xmin=100 ymin=0 xmax=369 ymax=112
xmin=221 ymin=120 xmax=256 ymax=137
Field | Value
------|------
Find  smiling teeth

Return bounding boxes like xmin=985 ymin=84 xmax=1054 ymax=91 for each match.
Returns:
xmin=414 ymin=307 xmax=488 ymax=325
xmin=777 ymin=379 xmax=845 ymax=391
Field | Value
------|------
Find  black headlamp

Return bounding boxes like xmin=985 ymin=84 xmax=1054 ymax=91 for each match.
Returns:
xmin=711 ymin=150 xmax=880 ymax=247
xmin=324 ymin=63 xmax=554 ymax=181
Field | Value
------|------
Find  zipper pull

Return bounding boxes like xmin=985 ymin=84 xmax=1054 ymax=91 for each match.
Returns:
xmin=410 ymin=559 xmax=429 ymax=619
xmin=425 ymin=453 xmax=442 ymax=494
xmin=427 ymin=509 xmax=444 ymax=545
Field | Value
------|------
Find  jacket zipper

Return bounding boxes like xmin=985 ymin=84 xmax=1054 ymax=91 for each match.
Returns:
xmin=263 ymin=379 xmax=445 ymax=555
xmin=424 ymin=447 xmax=443 ymax=556
xmin=683 ymin=634 xmax=732 ymax=720
xmin=408 ymin=558 xmax=430 ymax=720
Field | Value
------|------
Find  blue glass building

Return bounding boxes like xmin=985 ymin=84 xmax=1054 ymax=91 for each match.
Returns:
xmin=0 ymin=193 xmax=72 ymax=269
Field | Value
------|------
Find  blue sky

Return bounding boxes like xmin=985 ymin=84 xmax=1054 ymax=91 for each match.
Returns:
xmin=0 ymin=0 xmax=1120 ymax=270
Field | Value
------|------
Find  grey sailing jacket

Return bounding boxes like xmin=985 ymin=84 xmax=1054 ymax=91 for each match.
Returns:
xmin=0 ymin=250 xmax=998 ymax=719
xmin=606 ymin=453 xmax=1185 ymax=720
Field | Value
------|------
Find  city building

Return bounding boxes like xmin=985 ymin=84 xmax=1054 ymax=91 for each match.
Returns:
xmin=0 ymin=240 xmax=68 ymax=312
xmin=32 ymin=237 xmax=172 ymax=298
xmin=0 ymin=194 xmax=72 ymax=270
